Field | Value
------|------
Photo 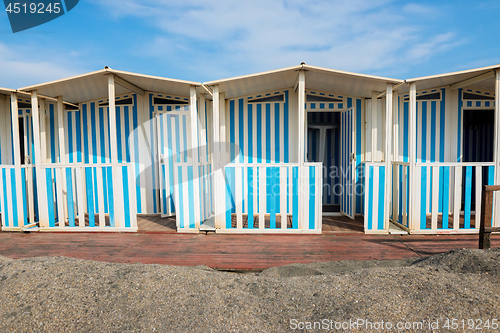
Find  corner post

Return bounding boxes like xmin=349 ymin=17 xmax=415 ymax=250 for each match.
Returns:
xmin=189 ymin=85 xmax=201 ymax=228
xmin=384 ymin=83 xmax=393 ymax=231
xmin=408 ymin=82 xmax=417 ymax=231
xmin=211 ymin=85 xmax=223 ymax=229
xmin=108 ymin=74 xmax=125 ymax=228
xmin=297 ymin=70 xmax=306 ymax=230
xmin=10 ymin=92 xmax=25 ymax=228
xmin=493 ymin=70 xmax=500 ymax=226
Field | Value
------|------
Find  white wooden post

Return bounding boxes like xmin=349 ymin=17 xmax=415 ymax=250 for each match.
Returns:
xmin=39 ymin=98 xmax=47 ymax=163
xmin=297 ymin=70 xmax=306 ymax=230
xmin=219 ymin=92 xmax=226 ymax=163
xmin=31 ymin=91 xmax=49 ymax=227
xmin=189 ymin=86 xmax=201 ymax=228
xmin=57 ymin=96 xmax=69 ymax=223
xmin=211 ymin=85 xmax=223 ymax=229
xmin=371 ymin=91 xmax=378 ymax=162
xmin=408 ymin=83 xmax=417 ymax=231
xmin=494 ymin=69 xmax=500 ymax=227
xmin=10 ymin=92 xmax=25 ymax=227
xmin=108 ymin=74 xmax=125 ymax=228
xmin=384 ymin=83 xmax=393 ymax=230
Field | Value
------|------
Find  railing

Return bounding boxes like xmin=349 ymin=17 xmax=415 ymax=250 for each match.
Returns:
xmin=391 ymin=161 xmax=410 ymax=229
xmin=39 ymin=163 xmax=137 ymax=231
xmin=0 ymin=165 xmax=36 ymax=230
xmin=479 ymin=185 xmax=500 ymax=249
xmin=411 ymin=162 xmax=494 ymax=233
xmin=213 ymin=162 xmax=322 ymax=233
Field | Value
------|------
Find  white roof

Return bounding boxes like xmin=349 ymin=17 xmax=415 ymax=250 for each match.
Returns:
xmin=204 ymin=64 xmax=403 ymax=99
xmin=20 ymin=68 xmax=201 ymax=104
xmin=399 ymin=64 xmax=500 ymax=93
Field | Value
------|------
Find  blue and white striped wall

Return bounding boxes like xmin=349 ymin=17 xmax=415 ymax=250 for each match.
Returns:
xmin=364 ymin=163 xmax=386 ymax=233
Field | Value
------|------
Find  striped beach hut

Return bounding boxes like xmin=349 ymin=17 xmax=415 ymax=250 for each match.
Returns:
xmin=0 ymin=63 xmax=499 ymax=234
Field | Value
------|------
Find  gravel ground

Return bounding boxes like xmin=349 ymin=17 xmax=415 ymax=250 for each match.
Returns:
xmin=0 ymin=248 xmax=499 ymax=332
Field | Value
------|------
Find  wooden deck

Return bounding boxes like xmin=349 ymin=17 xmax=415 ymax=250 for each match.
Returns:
xmin=137 ymin=214 xmax=364 ymax=233
xmin=0 ymin=232 xmax=497 ymax=270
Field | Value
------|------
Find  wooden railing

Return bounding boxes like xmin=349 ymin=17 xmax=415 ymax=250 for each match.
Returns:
xmin=479 ymin=185 xmax=500 ymax=249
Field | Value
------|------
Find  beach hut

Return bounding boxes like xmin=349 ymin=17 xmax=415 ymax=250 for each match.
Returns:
xmin=1 ymin=63 xmax=499 ymax=235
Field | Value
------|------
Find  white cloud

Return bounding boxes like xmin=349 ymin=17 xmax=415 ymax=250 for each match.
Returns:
xmin=0 ymin=43 xmax=83 ymax=88
xmin=91 ymin=0 xmax=462 ymax=79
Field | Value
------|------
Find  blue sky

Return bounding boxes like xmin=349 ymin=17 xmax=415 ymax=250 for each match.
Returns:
xmin=0 ymin=0 xmax=499 ymax=88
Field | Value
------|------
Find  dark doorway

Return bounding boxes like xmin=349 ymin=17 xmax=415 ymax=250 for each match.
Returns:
xmin=463 ymin=109 xmax=494 ymax=163
xmin=18 ymin=117 xmax=25 ymax=165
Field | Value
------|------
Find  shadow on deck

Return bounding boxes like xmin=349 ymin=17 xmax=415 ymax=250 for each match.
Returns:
xmin=137 ymin=214 xmax=364 ymax=233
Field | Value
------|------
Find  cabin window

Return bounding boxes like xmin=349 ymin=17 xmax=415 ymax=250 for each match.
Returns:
xmin=99 ymin=97 xmax=134 ymax=106
xmin=247 ymin=94 xmax=284 ymax=103
xmin=153 ymin=97 xmax=188 ymax=105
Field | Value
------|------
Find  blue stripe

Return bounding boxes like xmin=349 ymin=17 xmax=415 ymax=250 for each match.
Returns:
xmin=239 ymin=99 xmax=244 ymax=163
xmin=225 ymin=167 xmax=232 ymax=229
xmin=10 ymin=169 xmax=18 ymax=227
xmin=442 ymin=166 xmax=450 ymax=229
xmin=309 ymin=166 xmax=315 ymax=230
xmin=21 ymin=168 xmax=27 ymax=226
xmin=178 ymin=166 xmax=184 ymax=228
xmin=91 ymin=103 xmax=97 ymax=163
xmin=46 ymin=169 xmax=55 ymax=227
xmin=149 ymin=94 xmax=156 ymax=213
xmin=284 ymin=91 xmax=289 ymax=163
xmin=85 ymin=167 xmax=95 ymax=227
xmin=464 ymin=166 xmax=472 ymax=229
xmin=2 ymin=169 xmax=8 ymax=227
xmin=378 ymin=166 xmax=385 ymax=230
xmin=68 ymin=112 xmax=73 ymax=163
xmin=66 ymin=168 xmax=75 ymax=227
xmin=116 ymin=107 xmax=122 ymax=163
xmin=292 ymin=167 xmax=298 ymax=229
xmin=247 ymin=104 xmax=253 ymax=163
xmin=122 ymin=166 xmax=131 ymax=228
xmin=403 ymin=102 xmax=409 ymax=162
xmin=182 ymin=115 xmax=188 ymax=162
xmin=98 ymin=107 xmax=105 ymax=163
xmin=107 ymin=166 xmax=115 ymax=227
xmin=256 ymin=104 xmax=262 ymax=163
xmin=230 ymin=101 xmax=236 ymax=162
xmin=356 ymin=99 xmax=362 ymax=214
xmin=83 ymin=103 xmax=89 ymax=164
xmin=367 ymin=166 xmax=373 ymax=230
xmin=265 ymin=103 xmax=271 ymax=163
xmin=420 ymin=167 xmax=427 ymax=229
xmin=248 ymin=167 xmax=254 ymax=228
xmin=421 ymin=101 xmax=427 ymax=162
xmin=124 ymin=106 xmax=130 ymax=163
xmin=430 ymin=101 xmax=436 ymax=162
xmin=187 ymin=166 xmax=195 ymax=228
xmin=133 ymin=95 xmax=141 ymax=213
xmin=166 ymin=115 xmax=175 ymax=213
xmin=457 ymin=89 xmax=463 ymax=162
xmin=174 ymin=115 xmax=180 ymax=163
xmin=275 ymin=103 xmax=280 ymax=163
xmin=50 ymin=104 xmax=56 ymax=163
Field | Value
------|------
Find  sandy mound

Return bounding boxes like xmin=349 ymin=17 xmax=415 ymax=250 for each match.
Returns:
xmin=0 ymin=249 xmax=498 ymax=332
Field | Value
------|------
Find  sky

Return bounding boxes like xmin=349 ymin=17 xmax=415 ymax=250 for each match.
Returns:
xmin=0 ymin=0 xmax=499 ymax=88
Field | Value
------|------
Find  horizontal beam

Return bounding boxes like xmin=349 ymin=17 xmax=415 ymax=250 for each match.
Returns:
xmin=451 ymin=70 xmax=495 ymax=90
xmin=201 ymin=84 xmax=213 ymax=97
xmin=377 ymin=82 xmax=404 ymax=98
xmin=113 ymin=75 xmax=145 ymax=96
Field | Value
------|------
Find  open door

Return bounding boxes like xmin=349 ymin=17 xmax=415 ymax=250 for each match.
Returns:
xmin=341 ymin=107 xmax=355 ymax=219
xmin=156 ymin=110 xmax=191 ymax=218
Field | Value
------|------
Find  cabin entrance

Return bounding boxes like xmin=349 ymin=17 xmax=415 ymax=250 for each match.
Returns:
xmin=306 ymin=108 xmax=355 ymax=219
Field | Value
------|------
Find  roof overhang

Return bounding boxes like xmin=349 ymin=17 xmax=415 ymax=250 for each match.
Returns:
xmin=204 ymin=64 xmax=403 ymax=99
xmin=398 ymin=64 xmax=500 ymax=94
xmin=19 ymin=68 xmax=202 ymax=104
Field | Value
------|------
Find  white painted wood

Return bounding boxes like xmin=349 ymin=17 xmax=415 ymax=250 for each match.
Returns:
xmin=431 ymin=166 xmax=439 ymax=230
xmin=371 ymin=91 xmax=378 ymax=162
xmin=108 ymin=74 xmax=125 ymax=228
xmin=402 ymin=165 xmax=408 ymax=227
xmin=453 ymin=166 xmax=462 ymax=230
xmin=76 ymin=167 xmax=85 ymax=227
xmin=10 ymin=92 xmax=25 ymax=227
xmin=235 ymin=166 xmax=242 ymax=229
xmin=495 ymin=70 xmax=500 ymax=227
xmin=451 ymin=70 xmax=495 ymax=90
xmin=384 ymin=84 xmax=393 ymax=230
xmin=57 ymin=96 xmax=69 ymax=220
xmin=0 ymin=167 xmax=5 ymax=227
xmin=114 ymin=75 xmax=145 ymax=96
xmin=211 ymin=85 xmax=223 ymax=229
xmin=408 ymin=83 xmax=417 ymax=230
xmin=297 ymin=71 xmax=306 ymax=229
xmin=182 ymin=165 xmax=189 ymax=229
xmin=475 ymin=166 xmax=482 ymax=229
xmin=55 ymin=168 xmax=64 ymax=227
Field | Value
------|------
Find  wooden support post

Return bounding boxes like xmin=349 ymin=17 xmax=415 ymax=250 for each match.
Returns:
xmin=408 ymin=83 xmax=417 ymax=231
xmin=39 ymin=98 xmax=47 ymax=163
xmin=494 ymin=70 xmax=500 ymax=227
xmin=189 ymin=86 xmax=201 ymax=228
xmin=108 ymin=74 xmax=125 ymax=228
xmin=479 ymin=186 xmax=493 ymax=249
xmin=10 ymin=92 xmax=25 ymax=228
xmin=56 ymin=96 xmax=68 ymax=223
xmin=371 ymin=91 xmax=378 ymax=162
xmin=384 ymin=83 xmax=393 ymax=230
xmin=211 ymin=85 xmax=222 ymax=229
xmin=297 ymin=70 xmax=306 ymax=230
